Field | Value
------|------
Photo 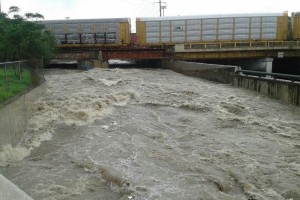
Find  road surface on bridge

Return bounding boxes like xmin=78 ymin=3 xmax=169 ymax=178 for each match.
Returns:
xmin=1 ymin=67 xmax=300 ymax=200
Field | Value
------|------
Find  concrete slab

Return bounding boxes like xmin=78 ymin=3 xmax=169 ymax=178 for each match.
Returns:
xmin=0 ymin=174 xmax=33 ymax=200
xmin=0 ymin=82 xmax=46 ymax=148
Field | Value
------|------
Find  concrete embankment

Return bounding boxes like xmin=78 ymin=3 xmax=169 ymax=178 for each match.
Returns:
xmin=234 ymin=75 xmax=300 ymax=106
xmin=0 ymin=84 xmax=45 ymax=200
xmin=165 ymin=60 xmax=237 ymax=84
xmin=164 ymin=60 xmax=300 ymax=106
xmin=0 ymin=174 xmax=33 ymax=200
xmin=0 ymin=83 xmax=46 ymax=149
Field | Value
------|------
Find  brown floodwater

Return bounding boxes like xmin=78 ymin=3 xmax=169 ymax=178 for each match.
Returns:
xmin=1 ymin=68 xmax=300 ymax=200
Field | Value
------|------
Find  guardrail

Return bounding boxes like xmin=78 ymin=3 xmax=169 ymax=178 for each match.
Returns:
xmin=234 ymin=69 xmax=300 ymax=106
xmin=236 ymin=69 xmax=300 ymax=82
xmin=183 ymin=40 xmax=300 ymax=51
xmin=0 ymin=60 xmax=44 ymax=104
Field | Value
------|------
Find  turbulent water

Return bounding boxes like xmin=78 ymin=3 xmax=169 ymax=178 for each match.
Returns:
xmin=0 ymin=68 xmax=300 ymax=200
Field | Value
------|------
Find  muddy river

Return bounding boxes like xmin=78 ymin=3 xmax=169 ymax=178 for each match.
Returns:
xmin=0 ymin=68 xmax=300 ymax=200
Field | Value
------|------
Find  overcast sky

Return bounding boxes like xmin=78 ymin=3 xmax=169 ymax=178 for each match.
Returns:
xmin=1 ymin=0 xmax=300 ymax=31
xmin=2 ymin=0 xmax=300 ymax=19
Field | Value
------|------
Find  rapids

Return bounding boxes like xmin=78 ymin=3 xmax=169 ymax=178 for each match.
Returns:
xmin=0 ymin=68 xmax=300 ymax=200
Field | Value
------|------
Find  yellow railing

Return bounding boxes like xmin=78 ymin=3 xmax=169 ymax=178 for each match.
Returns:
xmin=183 ymin=40 xmax=300 ymax=50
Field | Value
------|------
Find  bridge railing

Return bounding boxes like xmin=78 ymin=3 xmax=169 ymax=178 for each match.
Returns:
xmin=236 ymin=69 xmax=300 ymax=82
xmin=0 ymin=59 xmax=44 ymax=104
xmin=183 ymin=40 xmax=300 ymax=51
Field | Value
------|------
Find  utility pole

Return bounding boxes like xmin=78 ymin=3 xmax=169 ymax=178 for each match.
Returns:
xmin=162 ymin=4 xmax=167 ymax=16
xmin=155 ymin=0 xmax=166 ymax=17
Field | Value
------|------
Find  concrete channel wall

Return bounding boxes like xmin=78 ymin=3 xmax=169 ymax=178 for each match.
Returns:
xmin=0 ymin=83 xmax=45 ymax=200
xmin=165 ymin=60 xmax=237 ymax=84
xmin=165 ymin=60 xmax=299 ymax=106
xmin=234 ymin=75 xmax=300 ymax=106
xmin=0 ymin=174 xmax=33 ymax=200
xmin=0 ymin=83 xmax=46 ymax=148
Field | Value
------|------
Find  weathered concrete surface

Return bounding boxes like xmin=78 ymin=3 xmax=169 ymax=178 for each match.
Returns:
xmin=0 ymin=174 xmax=33 ymax=200
xmin=55 ymin=51 xmax=98 ymax=60
xmin=165 ymin=60 xmax=237 ymax=84
xmin=234 ymin=75 xmax=300 ymax=106
xmin=0 ymin=83 xmax=46 ymax=148
xmin=77 ymin=59 xmax=109 ymax=70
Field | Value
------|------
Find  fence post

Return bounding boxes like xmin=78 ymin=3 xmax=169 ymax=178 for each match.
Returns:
xmin=4 ymin=63 xmax=8 ymax=91
xmin=18 ymin=61 xmax=21 ymax=84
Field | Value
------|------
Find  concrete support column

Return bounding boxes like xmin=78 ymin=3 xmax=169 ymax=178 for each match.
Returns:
xmin=92 ymin=59 xmax=109 ymax=68
xmin=264 ymin=58 xmax=273 ymax=73
xmin=97 ymin=51 xmax=109 ymax=68
xmin=77 ymin=59 xmax=93 ymax=70
xmin=98 ymin=51 xmax=104 ymax=61
xmin=77 ymin=59 xmax=109 ymax=69
xmin=263 ymin=58 xmax=273 ymax=78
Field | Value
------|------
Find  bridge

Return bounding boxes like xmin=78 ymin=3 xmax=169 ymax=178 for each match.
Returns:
xmin=55 ymin=40 xmax=300 ymax=59
xmin=48 ymin=12 xmax=300 ymax=73
xmin=53 ymin=39 xmax=300 ymax=74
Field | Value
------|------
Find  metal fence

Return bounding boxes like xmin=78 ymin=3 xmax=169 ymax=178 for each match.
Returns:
xmin=0 ymin=59 xmax=44 ymax=104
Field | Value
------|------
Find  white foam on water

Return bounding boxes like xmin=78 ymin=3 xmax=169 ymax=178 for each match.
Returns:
xmin=0 ymin=69 xmax=138 ymax=167
xmin=1 ymin=68 xmax=300 ymax=199
xmin=73 ymin=156 xmax=136 ymax=199
xmin=0 ymin=144 xmax=30 ymax=167
xmin=99 ymin=78 xmax=123 ymax=86
xmin=31 ymin=177 xmax=89 ymax=200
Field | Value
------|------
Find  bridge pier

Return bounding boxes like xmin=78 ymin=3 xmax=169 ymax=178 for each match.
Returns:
xmin=264 ymin=58 xmax=273 ymax=78
xmin=97 ymin=51 xmax=109 ymax=68
xmin=77 ymin=58 xmax=109 ymax=70
xmin=77 ymin=60 xmax=93 ymax=70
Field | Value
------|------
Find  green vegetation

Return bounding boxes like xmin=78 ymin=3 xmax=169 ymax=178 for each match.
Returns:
xmin=0 ymin=6 xmax=55 ymax=61
xmin=0 ymin=66 xmax=31 ymax=103
xmin=0 ymin=6 xmax=54 ymax=103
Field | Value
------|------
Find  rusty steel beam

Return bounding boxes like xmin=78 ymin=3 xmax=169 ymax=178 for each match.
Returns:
xmin=55 ymin=52 xmax=98 ymax=60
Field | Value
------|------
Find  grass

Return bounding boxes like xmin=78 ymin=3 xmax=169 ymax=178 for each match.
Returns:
xmin=0 ymin=67 xmax=31 ymax=103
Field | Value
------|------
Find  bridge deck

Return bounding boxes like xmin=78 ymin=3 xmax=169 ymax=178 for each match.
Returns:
xmin=175 ymin=40 xmax=300 ymax=60
xmin=55 ymin=40 xmax=300 ymax=60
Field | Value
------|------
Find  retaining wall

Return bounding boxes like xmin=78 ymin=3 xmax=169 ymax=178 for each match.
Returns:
xmin=165 ymin=60 xmax=237 ymax=84
xmin=0 ymin=174 xmax=33 ymax=200
xmin=165 ymin=60 xmax=300 ymax=106
xmin=234 ymin=75 xmax=300 ymax=106
xmin=0 ymin=83 xmax=46 ymax=148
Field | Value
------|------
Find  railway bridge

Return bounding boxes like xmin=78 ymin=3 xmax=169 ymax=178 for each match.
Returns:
xmin=53 ymin=40 xmax=300 ymax=73
xmin=47 ymin=12 xmax=300 ymax=73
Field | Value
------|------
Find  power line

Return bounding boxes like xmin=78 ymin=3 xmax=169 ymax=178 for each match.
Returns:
xmin=154 ymin=0 xmax=167 ymax=17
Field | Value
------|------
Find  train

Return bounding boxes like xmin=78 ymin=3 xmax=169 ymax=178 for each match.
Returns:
xmin=42 ymin=18 xmax=131 ymax=45
xmin=41 ymin=12 xmax=300 ymax=46
xmin=292 ymin=12 xmax=300 ymax=40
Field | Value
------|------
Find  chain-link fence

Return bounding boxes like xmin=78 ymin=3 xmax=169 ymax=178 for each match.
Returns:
xmin=0 ymin=59 xmax=44 ymax=104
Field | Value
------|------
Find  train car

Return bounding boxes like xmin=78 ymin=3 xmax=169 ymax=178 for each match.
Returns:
xmin=292 ymin=12 xmax=300 ymax=40
xmin=42 ymin=18 xmax=131 ymax=45
xmin=136 ymin=12 xmax=288 ymax=45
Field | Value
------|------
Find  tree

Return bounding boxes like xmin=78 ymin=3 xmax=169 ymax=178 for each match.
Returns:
xmin=24 ymin=12 xmax=35 ymax=20
xmin=0 ymin=6 xmax=55 ymax=62
xmin=0 ymin=12 xmax=8 ymax=19
xmin=0 ymin=12 xmax=9 ymax=61
xmin=8 ymin=6 xmax=20 ymax=19
xmin=25 ymin=12 xmax=44 ymax=21
xmin=8 ymin=6 xmax=20 ymax=15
